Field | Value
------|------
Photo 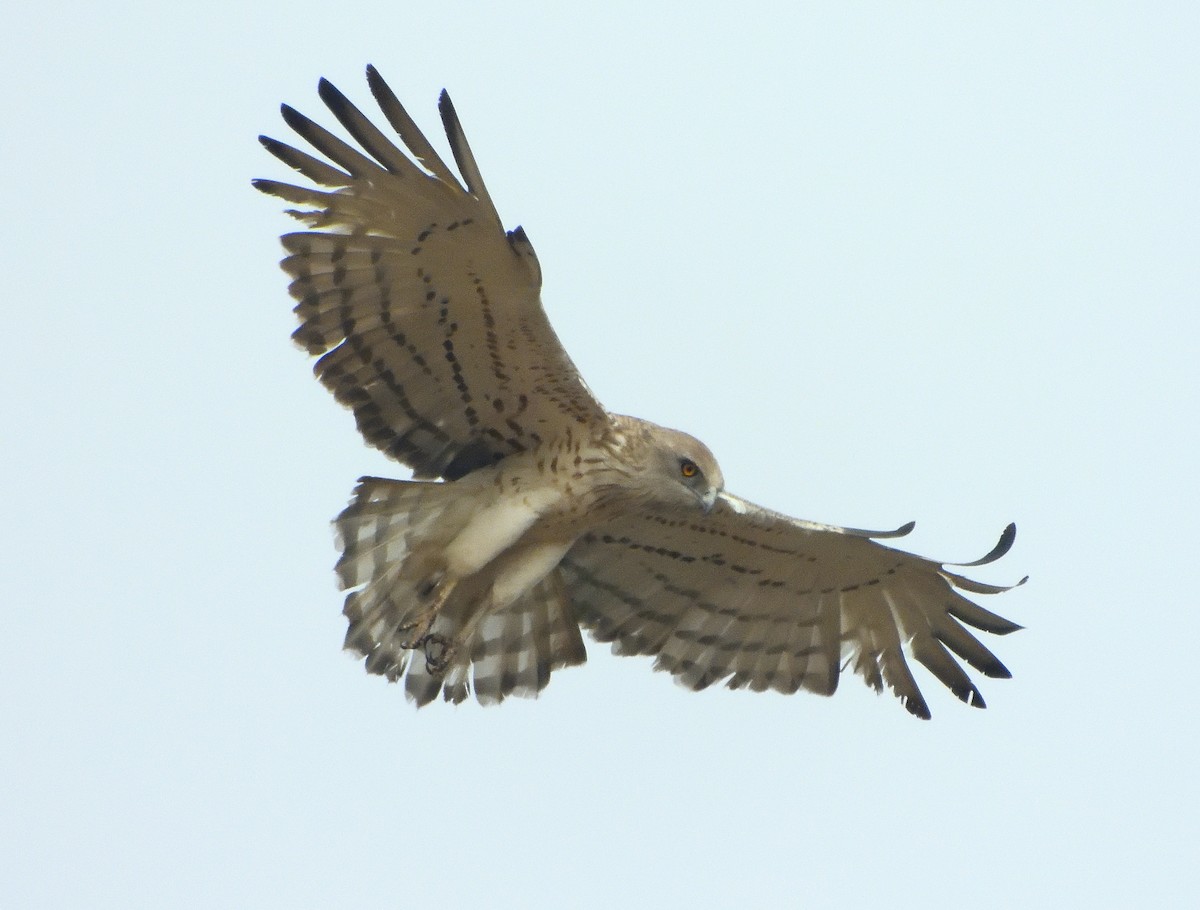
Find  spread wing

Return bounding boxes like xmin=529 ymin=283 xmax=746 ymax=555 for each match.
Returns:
xmin=560 ymin=493 xmax=1025 ymax=719
xmin=255 ymin=66 xmax=609 ymax=479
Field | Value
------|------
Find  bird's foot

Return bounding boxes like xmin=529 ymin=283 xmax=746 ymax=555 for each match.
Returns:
xmin=417 ymin=633 xmax=454 ymax=675
xmin=397 ymin=576 xmax=458 ymax=647
xmin=398 ymin=576 xmax=459 ymax=674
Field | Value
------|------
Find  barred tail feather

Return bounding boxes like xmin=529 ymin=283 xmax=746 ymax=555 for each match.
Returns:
xmin=336 ymin=476 xmax=469 ymax=679
xmin=404 ymin=572 xmax=587 ymax=706
xmin=334 ymin=476 xmax=586 ymax=706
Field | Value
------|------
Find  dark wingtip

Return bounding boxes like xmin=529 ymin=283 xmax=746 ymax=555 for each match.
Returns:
xmin=279 ymin=103 xmax=303 ymax=130
xmin=948 ymin=522 xmax=1017 ymax=568
xmin=279 ymin=103 xmax=321 ymax=136
xmin=508 ymin=225 xmax=534 ymax=254
xmin=867 ymin=520 xmax=916 ymax=539
xmin=258 ymin=134 xmax=287 ymax=156
xmin=842 ymin=519 xmax=916 ymax=539
xmin=317 ymin=76 xmax=344 ymax=109
xmin=982 ymin=659 xmax=1013 ymax=680
xmin=365 ymin=64 xmax=386 ymax=96
xmin=905 ymin=695 xmax=932 ymax=720
xmin=252 ymin=177 xmax=299 ymax=198
xmin=437 ymin=90 xmax=457 ymax=135
xmin=962 ymin=686 xmax=987 ymax=709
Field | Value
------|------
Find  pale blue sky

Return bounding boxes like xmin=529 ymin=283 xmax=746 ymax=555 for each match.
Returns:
xmin=3 ymin=3 xmax=1197 ymax=907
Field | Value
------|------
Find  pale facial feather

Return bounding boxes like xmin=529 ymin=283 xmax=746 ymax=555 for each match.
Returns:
xmin=612 ymin=416 xmax=725 ymax=512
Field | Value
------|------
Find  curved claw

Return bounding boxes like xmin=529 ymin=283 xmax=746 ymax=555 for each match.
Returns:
xmin=420 ymin=634 xmax=454 ymax=675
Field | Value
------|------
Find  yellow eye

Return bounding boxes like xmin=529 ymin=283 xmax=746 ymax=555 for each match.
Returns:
xmin=680 ymin=459 xmax=698 ymax=478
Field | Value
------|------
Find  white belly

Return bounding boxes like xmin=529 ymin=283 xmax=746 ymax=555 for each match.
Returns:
xmin=442 ymin=485 xmax=566 ymax=578
xmin=489 ymin=539 xmax=574 ymax=609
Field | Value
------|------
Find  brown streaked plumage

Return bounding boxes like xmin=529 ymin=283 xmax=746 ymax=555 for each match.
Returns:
xmin=257 ymin=66 xmax=1025 ymax=718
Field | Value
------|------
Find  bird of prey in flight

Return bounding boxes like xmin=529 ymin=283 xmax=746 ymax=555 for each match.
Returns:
xmin=255 ymin=66 xmax=1025 ymax=718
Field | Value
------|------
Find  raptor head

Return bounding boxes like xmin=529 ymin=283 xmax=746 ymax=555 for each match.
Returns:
xmin=616 ymin=417 xmax=725 ymax=514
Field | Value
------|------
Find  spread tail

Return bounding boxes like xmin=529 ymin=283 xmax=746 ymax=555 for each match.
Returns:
xmin=334 ymin=476 xmax=586 ymax=705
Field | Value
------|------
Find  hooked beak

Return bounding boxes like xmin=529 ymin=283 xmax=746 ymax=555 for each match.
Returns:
xmin=700 ymin=488 xmax=719 ymax=515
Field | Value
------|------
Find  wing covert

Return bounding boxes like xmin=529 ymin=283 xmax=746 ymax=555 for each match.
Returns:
xmin=561 ymin=493 xmax=1024 ymax=719
xmin=255 ymin=67 xmax=609 ymax=479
